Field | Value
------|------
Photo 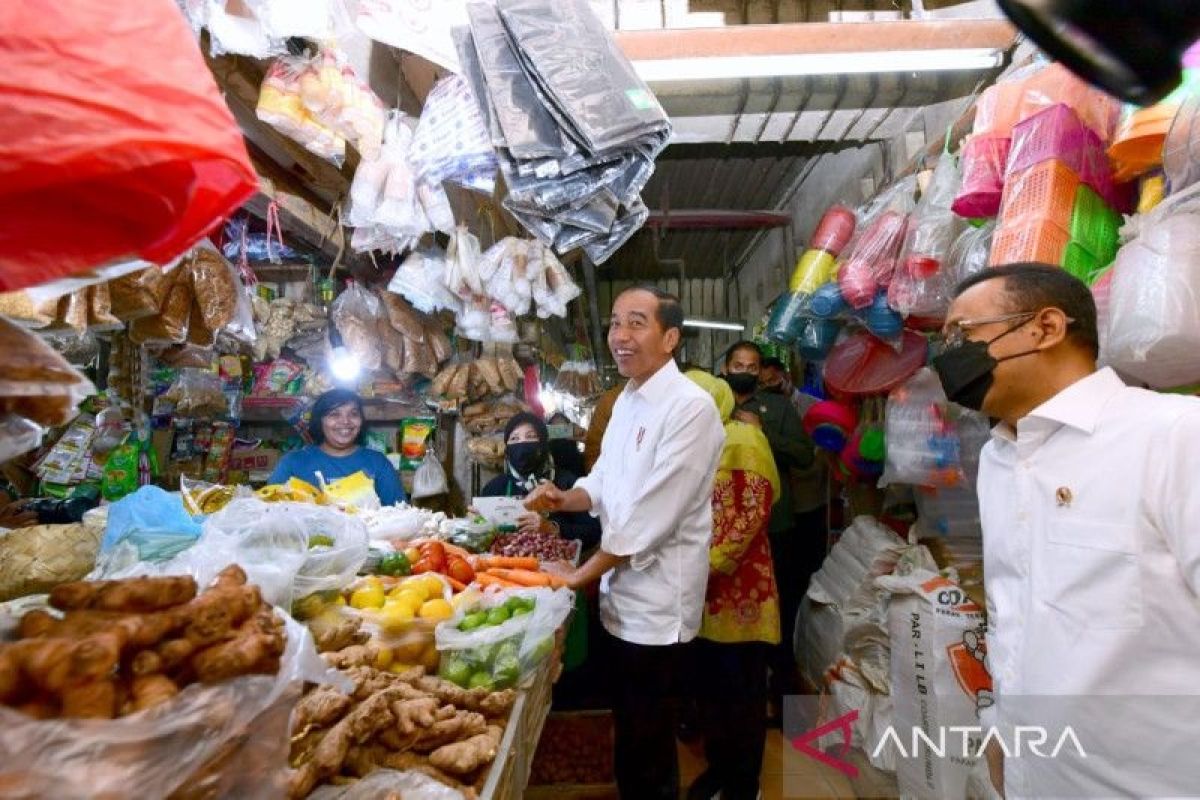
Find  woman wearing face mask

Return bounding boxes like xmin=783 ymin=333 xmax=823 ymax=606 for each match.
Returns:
xmin=480 ymin=412 xmax=600 ymax=549
xmin=268 ymin=389 xmax=406 ymax=505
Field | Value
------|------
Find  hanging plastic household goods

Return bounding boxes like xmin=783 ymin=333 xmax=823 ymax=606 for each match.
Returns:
xmin=891 ymin=152 xmax=965 ymax=318
xmin=972 ymin=80 xmax=1027 ymax=138
xmin=1062 ymin=242 xmax=1102 ymax=284
xmin=810 ymin=205 xmax=857 ymax=257
xmin=0 ymin=0 xmax=257 ymax=292
xmin=789 ymin=249 xmax=838 ymax=293
xmin=766 ymin=291 xmax=810 ymax=344
xmin=989 ymin=220 xmax=1071 ymax=267
xmin=1163 ymin=93 xmax=1200 ymax=196
xmin=1070 ymin=185 xmax=1121 ymax=265
xmin=838 ymin=211 xmax=910 ymax=309
xmin=1000 ymin=159 xmax=1080 ymax=228
xmin=860 ymin=290 xmax=905 ymax=348
xmin=879 ymin=368 xmax=972 ymax=489
xmin=795 ymin=317 xmax=841 ymax=362
xmin=1104 ymin=181 xmax=1200 ymax=389
xmin=808 ymin=282 xmax=849 ymax=319
xmin=1018 ymin=63 xmax=1122 ymax=144
xmin=822 ymin=329 xmax=928 ymax=399
xmin=802 ymin=400 xmax=858 ymax=452
xmin=953 ymin=135 xmax=1011 ymax=219
xmin=1006 ymin=104 xmax=1096 ymax=177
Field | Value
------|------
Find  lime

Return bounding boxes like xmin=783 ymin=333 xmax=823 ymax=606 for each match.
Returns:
xmin=485 ymin=607 xmax=511 ymax=626
xmin=468 ymin=671 xmax=495 ymax=690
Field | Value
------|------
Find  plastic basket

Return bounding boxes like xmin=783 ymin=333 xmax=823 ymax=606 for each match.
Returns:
xmin=953 ymin=135 xmax=1010 ymax=218
xmin=1070 ymin=186 xmax=1121 ymax=263
xmin=973 ymin=81 xmax=1026 ymax=137
xmin=990 ymin=220 xmax=1071 ymax=266
xmin=1062 ymin=241 xmax=1102 ymax=284
xmin=1018 ymin=63 xmax=1122 ymax=143
xmin=1000 ymin=159 xmax=1079 ymax=228
xmin=1008 ymin=104 xmax=1093 ymax=176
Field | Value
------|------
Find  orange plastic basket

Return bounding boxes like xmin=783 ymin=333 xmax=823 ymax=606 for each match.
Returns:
xmin=1000 ymin=159 xmax=1080 ymax=228
xmin=989 ymin=220 xmax=1071 ymax=266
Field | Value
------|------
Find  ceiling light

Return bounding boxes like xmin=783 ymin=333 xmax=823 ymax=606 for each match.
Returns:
xmin=684 ymin=318 xmax=746 ymax=332
xmin=632 ymin=48 xmax=1004 ymax=82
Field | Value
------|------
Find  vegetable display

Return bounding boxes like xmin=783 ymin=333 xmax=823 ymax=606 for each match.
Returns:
xmin=0 ymin=566 xmax=284 ymax=719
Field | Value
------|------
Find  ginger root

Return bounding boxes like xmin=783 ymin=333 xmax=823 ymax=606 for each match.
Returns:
xmin=291 ymin=686 xmax=353 ymax=733
xmin=130 ymin=674 xmax=179 ymax=713
xmin=380 ymin=751 xmax=476 ymax=796
xmin=412 ymin=710 xmax=488 ymax=754
xmin=392 ymin=696 xmax=440 ymax=735
xmin=311 ymin=690 xmax=398 ymax=776
xmin=50 ymin=575 xmax=197 ymax=613
xmin=61 ymin=678 xmax=118 ymax=719
xmin=429 ymin=724 xmax=504 ymax=776
xmin=414 ymin=675 xmax=516 ymax=717
xmin=321 ymin=643 xmax=381 ymax=671
xmin=192 ymin=613 xmax=284 ymax=684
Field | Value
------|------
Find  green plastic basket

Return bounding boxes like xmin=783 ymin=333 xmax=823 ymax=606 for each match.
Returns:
xmin=1063 ymin=241 xmax=1102 ymax=283
xmin=1071 ymin=186 xmax=1121 ymax=265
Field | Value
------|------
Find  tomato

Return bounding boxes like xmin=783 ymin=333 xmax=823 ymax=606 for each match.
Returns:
xmin=418 ymin=541 xmax=447 ymax=573
xmin=446 ymin=556 xmax=475 ymax=585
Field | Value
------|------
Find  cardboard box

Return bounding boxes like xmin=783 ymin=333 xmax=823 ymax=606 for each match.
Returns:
xmin=228 ymin=447 xmax=282 ymax=474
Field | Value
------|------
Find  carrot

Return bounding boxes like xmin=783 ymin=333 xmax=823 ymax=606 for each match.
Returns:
xmin=441 ymin=542 xmax=474 ymax=563
xmin=444 ymin=576 xmax=468 ymax=593
xmin=486 ymin=568 xmax=568 ymax=589
xmin=472 ymin=556 xmax=539 ymax=572
xmin=474 ymin=574 xmax=522 ymax=589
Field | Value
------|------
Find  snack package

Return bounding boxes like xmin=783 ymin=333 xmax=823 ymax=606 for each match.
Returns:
xmin=399 ymin=417 xmax=437 ymax=470
xmin=108 ymin=266 xmax=169 ymax=321
xmin=161 ymin=368 xmax=229 ymax=418
xmin=330 ymin=283 xmax=383 ymax=371
xmin=322 ymin=471 xmax=382 ymax=512
xmin=0 ymin=316 xmax=94 ymax=426
xmin=129 ymin=265 xmax=192 ymax=345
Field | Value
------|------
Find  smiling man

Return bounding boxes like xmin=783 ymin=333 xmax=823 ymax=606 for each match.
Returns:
xmin=524 ymin=284 xmax=724 ymax=799
xmin=934 ymin=263 xmax=1200 ymax=796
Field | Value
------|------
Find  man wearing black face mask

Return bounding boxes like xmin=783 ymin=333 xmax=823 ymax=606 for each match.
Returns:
xmin=934 ymin=263 xmax=1200 ymax=798
xmin=723 ymin=341 xmax=815 ymax=713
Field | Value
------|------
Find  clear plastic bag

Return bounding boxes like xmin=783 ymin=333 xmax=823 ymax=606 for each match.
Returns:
xmin=0 ymin=613 xmax=338 ymax=800
xmin=0 ymin=316 xmax=95 ymax=427
xmin=419 ymin=180 xmax=457 ymax=235
xmin=435 ymin=587 xmax=573 ymax=689
xmin=161 ymin=368 xmax=228 ymax=418
xmin=205 ymin=0 xmax=282 ymax=58
xmin=331 ymin=283 xmax=384 ymax=372
xmin=0 ymin=413 xmax=43 ymax=462
xmin=412 ymin=451 xmax=449 ymax=499
xmin=256 ymin=55 xmax=346 ymax=166
xmin=129 ymin=264 xmax=192 ymax=345
xmin=1105 ymin=182 xmax=1200 ymax=388
xmin=409 ymin=76 xmax=498 ymax=191
xmin=387 ymin=247 xmax=460 ymax=314
xmin=948 ymin=220 xmax=996 ymax=285
xmin=838 ymin=178 xmax=917 ymax=309
xmin=879 ymin=368 xmax=980 ymax=489
xmin=308 ymin=768 xmax=467 ymax=800
xmin=370 ymin=116 xmax=428 ymax=235
xmin=889 ymin=154 xmax=967 ymax=318
xmin=445 ymin=225 xmax=484 ymax=300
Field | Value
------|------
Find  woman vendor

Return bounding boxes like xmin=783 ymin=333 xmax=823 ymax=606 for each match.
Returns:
xmin=480 ymin=412 xmax=599 ymax=549
xmin=269 ymin=388 xmax=406 ymax=505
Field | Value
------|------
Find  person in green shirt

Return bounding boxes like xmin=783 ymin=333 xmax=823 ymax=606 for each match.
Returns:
xmin=721 ymin=341 xmax=815 ymax=712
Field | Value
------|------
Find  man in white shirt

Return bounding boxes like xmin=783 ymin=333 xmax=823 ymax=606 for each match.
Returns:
xmin=933 ymin=263 xmax=1200 ymax=797
xmin=524 ymin=285 xmax=724 ymax=799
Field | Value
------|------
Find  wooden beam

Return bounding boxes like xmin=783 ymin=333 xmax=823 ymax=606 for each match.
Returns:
xmin=614 ymin=19 xmax=1017 ymax=61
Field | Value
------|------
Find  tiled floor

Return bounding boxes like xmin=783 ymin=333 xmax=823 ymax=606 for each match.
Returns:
xmin=679 ymin=729 xmax=857 ymax=800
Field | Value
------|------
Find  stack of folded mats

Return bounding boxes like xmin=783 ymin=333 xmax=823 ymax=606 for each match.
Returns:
xmin=454 ymin=0 xmax=671 ymax=263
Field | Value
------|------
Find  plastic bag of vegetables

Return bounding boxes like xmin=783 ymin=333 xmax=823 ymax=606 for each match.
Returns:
xmin=434 ymin=587 xmax=572 ymax=690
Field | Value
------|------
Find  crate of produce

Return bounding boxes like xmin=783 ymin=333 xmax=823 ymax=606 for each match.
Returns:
xmin=990 ymin=220 xmax=1071 ymax=266
xmin=529 ymin=711 xmax=616 ymax=790
xmin=1000 ymin=159 xmax=1079 ymax=228
xmin=1070 ymin=185 xmax=1121 ymax=264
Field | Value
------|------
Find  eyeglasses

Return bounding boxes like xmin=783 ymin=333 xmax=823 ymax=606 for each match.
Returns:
xmin=942 ymin=311 xmax=1038 ymax=348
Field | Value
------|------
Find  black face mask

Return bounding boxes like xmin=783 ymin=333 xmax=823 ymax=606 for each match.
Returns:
xmin=932 ymin=321 xmax=1040 ymax=411
xmin=723 ymin=372 xmax=759 ymax=396
xmin=506 ymin=442 xmax=546 ymax=476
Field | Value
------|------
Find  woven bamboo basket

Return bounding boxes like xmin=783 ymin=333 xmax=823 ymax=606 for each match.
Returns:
xmin=0 ymin=522 xmax=102 ymax=601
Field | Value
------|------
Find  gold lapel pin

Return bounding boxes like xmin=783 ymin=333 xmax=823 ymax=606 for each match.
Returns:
xmin=1055 ymin=486 xmax=1073 ymax=507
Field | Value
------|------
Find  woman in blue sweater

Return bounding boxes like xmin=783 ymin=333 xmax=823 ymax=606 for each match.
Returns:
xmin=269 ymin=389 xmax=405 ymax=505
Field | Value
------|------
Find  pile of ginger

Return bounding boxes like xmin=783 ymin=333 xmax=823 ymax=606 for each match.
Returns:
xmin=0 ymin=565 xmax=284 ymax=720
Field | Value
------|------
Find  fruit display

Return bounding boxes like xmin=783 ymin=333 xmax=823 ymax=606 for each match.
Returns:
xmin=489 ymin=530 xmax=582 ymax=563
xmin=287 ymin=661 xmax=517 ymax=798
xmin=0 ymin=566 xmax=284 ymax=719
xmin=437 ymin=595 xmax=540 ymax=691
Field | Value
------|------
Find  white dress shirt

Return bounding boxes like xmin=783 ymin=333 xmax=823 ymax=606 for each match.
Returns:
xmin=978 ymin=367 xmax=1200 ymax=795
xmin=575 ymin=359 xmax=724 ymax=646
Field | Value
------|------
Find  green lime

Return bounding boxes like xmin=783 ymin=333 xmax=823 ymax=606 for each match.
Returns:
xmin=468 ymin=671 xmax=495 ymax=690
xmin=440 ymin=659 xmax=472 ymax=687
xmin=458 ymin=611 xmax=488 ymax=632
xmin=485 ymin=607 xmax=511 ymax=626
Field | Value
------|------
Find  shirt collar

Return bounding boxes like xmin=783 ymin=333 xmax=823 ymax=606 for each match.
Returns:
xmin=992 ymin=368 xmax=1124 ymax=443
xmin=626 ymin=359 xmax=680 ymax=403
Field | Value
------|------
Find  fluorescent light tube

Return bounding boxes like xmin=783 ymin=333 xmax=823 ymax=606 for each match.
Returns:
xmin=684 ymin=318 xmax=746 ymax=332
xmin=633 ymin=48 xmax=1004 ymax=82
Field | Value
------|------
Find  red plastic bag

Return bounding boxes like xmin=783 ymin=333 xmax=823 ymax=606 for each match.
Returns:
xmin=0 ymin=0 xmax=257 ymax=291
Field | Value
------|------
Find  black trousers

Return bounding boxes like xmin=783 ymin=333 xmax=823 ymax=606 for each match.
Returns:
xmin=693 ymin=639 xmax=770 ymax=800
xmin=606 ymin=631 xmax=685 ymax=800
xmin=769 ymin=506 xmax=829 ymax=698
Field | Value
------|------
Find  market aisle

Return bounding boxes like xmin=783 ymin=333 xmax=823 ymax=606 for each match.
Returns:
xmin=678 ymin=729 xmax=856 ymax=800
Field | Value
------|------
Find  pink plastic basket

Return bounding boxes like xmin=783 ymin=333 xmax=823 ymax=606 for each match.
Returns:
xmin=1007 ymin=104 xmax=1093 ymax=176
xmin=953 ymin=135 xmax=1011 ymax=218
xmin=1018 ymin=63 xmax=1122 ymax=143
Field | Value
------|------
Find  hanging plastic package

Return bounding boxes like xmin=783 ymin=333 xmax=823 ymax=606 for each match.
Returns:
xmin=411 ymin=451 xmax=449 ymax=499
xmin=409 ymin=75 xmax=498 ymax=194
xmin=837 ymin=178 xmax=918 ymax=310
xmin=1105 ymin=182 xmax=1200 ymax=389
xmin=0 ymin=0 xmax=257 ymax=292
xmin=948 ymin=220 xmax=996 ymax=285
xmin=889 ymin=153 xmax=967 ymax=318
xmin=879 ymin=368 xmax=979 ymax=489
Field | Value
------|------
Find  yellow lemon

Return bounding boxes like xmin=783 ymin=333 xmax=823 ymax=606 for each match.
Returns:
xmin=349 ymin=586 xmax=386 ymax=610
xmin=379 ymin=601 xmax=416 ymax=628
xmin=419 ymin=575 xmax=447 ymax=600
xmin=392 ymin=589 xmax=426 ymax=611
xmin=418 ymin=599 xmax=454 ymax=621
xmin=374 ymin=644 xmax=394 ymax=670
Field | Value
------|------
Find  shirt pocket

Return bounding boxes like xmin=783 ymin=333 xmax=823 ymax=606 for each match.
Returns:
xmin=1041 ymin=519 xmax=1143 ymax=629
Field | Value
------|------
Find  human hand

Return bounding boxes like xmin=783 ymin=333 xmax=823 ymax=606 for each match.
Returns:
xmin=523 ymin=482 xmax=565 ymax=513
xmin=733 ymin=409 xmax=761 ymax=427
xmin=516 ymin=512 xmax=548 ymax=535
xmin=0 ymin=501 xmax=37 ymax=529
